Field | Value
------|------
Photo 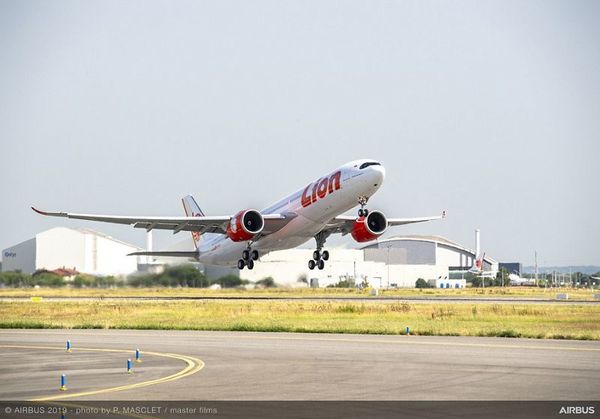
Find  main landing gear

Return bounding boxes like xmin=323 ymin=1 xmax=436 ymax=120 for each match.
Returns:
xmin=308 ymin=250 xmax=328 ymax=270
xmin=238 ymin=245 xmax=259 ymax=270
xmin=308 ymin=231 xmax=329 ymax=270
xmin=357 ymin=195 xmax=370 ymax=217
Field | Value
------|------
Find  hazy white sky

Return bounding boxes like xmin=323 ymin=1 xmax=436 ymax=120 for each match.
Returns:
xmin=1 ymin=0 xmax=598 ymax=266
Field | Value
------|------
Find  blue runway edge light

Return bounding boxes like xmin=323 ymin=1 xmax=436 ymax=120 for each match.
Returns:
xmin=66 ymin=340 xmax=71 ymax=352
xmin=60 ymin=374 xmax=66 ymax=391
xmin=135 ymin=348 xmax=141 ymax=363
xmin=127 ymin=358 xmax=133 ymax=374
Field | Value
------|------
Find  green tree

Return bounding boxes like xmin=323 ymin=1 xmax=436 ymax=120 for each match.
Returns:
xmin=495 ymin=267 xmax=510 ymax=286
xmin=0 ymin=271 xmax=30 ymax=287
xmin=415 ymin=278 xmax=430 ymax=289
xmin=31 ymin=272 xmax=64 ymax=287
xmin=213 ymin=274 xmax=245 ymax=288
xmin=127 ymin=264 xmax=208 ymax=288
xmin=73 ymin=275 xmax=94 ymax=288
xmin=128 ymin=273 xmax=158 ymax=287
xmin=327 ymin=279 xmax=353 ymax=288
xmin=162 ymin=264 xmax=208 ymax=287
xmin=255 ymin=277 xmax=276 ymax=288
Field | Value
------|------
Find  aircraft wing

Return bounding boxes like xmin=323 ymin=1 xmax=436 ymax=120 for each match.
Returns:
xmin=386 ymin=214 xmax=446 ymax=226
xmin=31 ymin=207 xmax=288 ymax=235
xmin=324 ymin=211 xmax=446 ymax=235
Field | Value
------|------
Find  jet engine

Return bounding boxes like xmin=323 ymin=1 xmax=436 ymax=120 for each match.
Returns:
xmin=226 ymin=209 xmax=264 ymax=242
xmin=351 ymin=210 xmax=388 ymax=242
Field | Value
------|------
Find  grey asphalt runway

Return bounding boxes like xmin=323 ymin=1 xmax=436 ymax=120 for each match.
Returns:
xmin=1 ymin=330 xmax=599 ymax=401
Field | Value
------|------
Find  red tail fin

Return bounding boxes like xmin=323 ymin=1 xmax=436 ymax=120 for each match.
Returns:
xmin=182 ymin=195 xmax=204 ymax=247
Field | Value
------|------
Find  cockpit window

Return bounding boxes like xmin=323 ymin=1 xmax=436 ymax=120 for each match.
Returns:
xmin=359 ymin=162 xmax=381 ymax=169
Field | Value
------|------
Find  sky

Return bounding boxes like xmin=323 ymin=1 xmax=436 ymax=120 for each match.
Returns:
xmin=0 ymin=0 xmax=599 ymax=267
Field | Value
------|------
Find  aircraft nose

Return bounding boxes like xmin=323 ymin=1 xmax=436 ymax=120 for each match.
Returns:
xmin=368 ymin=166 xmax=385 ymax=187
xmin=371 ymin=165 xmax=385 ymax=185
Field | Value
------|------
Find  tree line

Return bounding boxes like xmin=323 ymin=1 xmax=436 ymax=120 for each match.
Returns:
xmin=0 ymin=265 xmax=277 ymax=289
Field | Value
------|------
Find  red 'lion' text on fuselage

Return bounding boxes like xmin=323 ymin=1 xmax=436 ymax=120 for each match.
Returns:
xmin=301 ymin=171 xmax=342 ymax=208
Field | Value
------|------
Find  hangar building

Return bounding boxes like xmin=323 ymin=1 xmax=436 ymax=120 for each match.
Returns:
xmin=1 ymin=227 xmax=142 ymax=276
xmin=363 ymin=235 xmax=497 ymax=275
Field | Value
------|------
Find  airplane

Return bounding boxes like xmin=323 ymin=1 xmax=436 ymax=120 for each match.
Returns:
xmin=508 ymin=273 xmax=535 ymax=286
xmin=467 ymin=253 xmax=496 ymax=279
xmin=467 ymin=254 xmax=485 ymax=274
xmin=32 ymin=159 xmax=445 ymax=271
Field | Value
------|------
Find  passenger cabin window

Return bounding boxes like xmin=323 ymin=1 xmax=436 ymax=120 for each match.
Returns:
xmin=359 ymin=162 xmax=381 ymax=169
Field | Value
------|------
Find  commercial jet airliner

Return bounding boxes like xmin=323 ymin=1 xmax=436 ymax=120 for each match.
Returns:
xmin=33 ymin=159 xmax=445 ymax=270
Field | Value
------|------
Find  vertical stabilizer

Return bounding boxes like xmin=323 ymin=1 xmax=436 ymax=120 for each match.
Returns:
xmin=181 ymin=195 xmax=205 ymax=247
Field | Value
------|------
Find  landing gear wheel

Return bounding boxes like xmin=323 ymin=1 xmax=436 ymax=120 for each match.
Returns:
xmin=247 ymin=259 xmax=254 ymax=270
xmin=358 ymin=196 xmax=369 ymax=217
xmin=242 ymin=250 xmax=250 ymax=261
xmin=251 ymin=250 xmax=259 ymax=261
xmin=311 ymin=231 xmax=329 ymax=271
xmin=237 ymin=259 xmax=245 ymax=270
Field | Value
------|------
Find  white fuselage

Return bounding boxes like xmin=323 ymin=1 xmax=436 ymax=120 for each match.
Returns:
xmin=196 ymin=160 xmax=385 ymax=266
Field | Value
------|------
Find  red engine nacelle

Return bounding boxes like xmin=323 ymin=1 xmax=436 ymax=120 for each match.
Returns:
xmin=226 ymin=209 xmax=264 ymax=242
xmin=351 ymin=210 xmax=388 ymax=242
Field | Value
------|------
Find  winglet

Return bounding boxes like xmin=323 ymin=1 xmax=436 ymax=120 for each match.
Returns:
xmin=31 ymin=207 xmax=66 ymax=217
xmin=442 ymin=210 xmax=447 ymax=219
xmin=31 ymin=206 xmax=49 ymax=215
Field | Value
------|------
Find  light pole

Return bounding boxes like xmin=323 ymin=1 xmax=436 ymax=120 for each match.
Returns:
xmin=387 ymin=247 xmax=390 ymax=289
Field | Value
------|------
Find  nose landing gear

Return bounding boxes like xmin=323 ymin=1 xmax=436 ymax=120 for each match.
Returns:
xmin=357 ymin=196 xmax=370 ymax=217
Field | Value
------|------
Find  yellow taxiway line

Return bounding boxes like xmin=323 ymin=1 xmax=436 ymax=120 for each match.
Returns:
xmin=0 ymin=345 xmax=204 ymax=402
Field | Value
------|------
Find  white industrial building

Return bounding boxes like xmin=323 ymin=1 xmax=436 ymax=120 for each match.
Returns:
xmin=428 ymin=278 xmax=467 ymax=289
xmin=240 ymin=235 xmax=498 ymax=288
xmin=1 ymin=227 xmax=142 ymax=276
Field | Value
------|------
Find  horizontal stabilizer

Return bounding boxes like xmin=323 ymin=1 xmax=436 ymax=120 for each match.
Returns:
xmin=128 ymin=250 xmax=198 ymax=258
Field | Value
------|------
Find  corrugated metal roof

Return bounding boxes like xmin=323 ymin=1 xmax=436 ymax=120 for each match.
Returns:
xmin=362 ymin=235 xmax=498 ymax=264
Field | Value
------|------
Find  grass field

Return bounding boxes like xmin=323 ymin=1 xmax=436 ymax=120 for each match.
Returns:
xmin=1 ymin=299 xmax=599 ymax=340
xmin=0 ymin=286 xmax=598 ymax=300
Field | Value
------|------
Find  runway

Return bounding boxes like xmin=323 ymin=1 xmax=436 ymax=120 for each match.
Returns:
xmin=1 ymin=330 xmax=599 ymax=401
xmin=1 ymin=296 xmax=598 ymax=305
